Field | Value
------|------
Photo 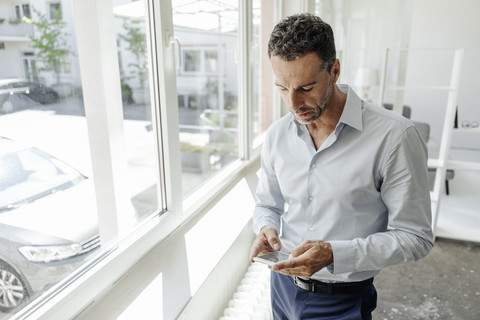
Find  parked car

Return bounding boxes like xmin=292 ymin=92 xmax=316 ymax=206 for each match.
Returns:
xmin=0 ymin=79 xmax=59 ymax=114
xmin=0 ymin=137 xmax=100 ymax=313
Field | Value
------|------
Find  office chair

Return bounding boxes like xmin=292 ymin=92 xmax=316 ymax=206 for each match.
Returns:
xmin=413 ymin=121 xmax=455 ymax=195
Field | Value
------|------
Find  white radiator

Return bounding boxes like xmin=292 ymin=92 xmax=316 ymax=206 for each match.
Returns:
xmin=220 ymin=263 xmax=272 ymax=320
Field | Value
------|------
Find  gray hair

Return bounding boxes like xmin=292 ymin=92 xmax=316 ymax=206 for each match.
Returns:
xmin=268 ymin=13 xmax=336 ymax=71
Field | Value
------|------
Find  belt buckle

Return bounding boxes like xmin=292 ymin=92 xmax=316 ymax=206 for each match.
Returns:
xmin=294 ymin=277 xmax=315 ymax=292
xmin=293 ymin=276 xmax=302 ymax=288
xmin=294 ymin=277 xmax=304 ymax=290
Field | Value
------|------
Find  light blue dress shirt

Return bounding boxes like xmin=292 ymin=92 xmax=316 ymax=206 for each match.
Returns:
xmin=253 ymin=85 xmax=433 ymax=282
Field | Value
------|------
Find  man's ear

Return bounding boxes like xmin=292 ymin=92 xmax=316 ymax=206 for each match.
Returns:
xmin=331 ymin=59 xmax=341 ymax=83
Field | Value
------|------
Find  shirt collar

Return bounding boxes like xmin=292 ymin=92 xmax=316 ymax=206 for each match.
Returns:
xmin=288 ymin=84 xmax=364 ymax=132
xmin=337 ymin=84 xmax=363 ymax=131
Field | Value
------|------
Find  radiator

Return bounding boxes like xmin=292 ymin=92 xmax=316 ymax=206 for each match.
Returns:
xmin=220 ymin=263 xmax=272 ymax=320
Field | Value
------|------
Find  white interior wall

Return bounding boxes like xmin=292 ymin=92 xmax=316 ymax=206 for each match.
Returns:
xmin=405 ymin=0 xmax=480 ymax=200
xmin=406 ymin=0 xmax=480 ymax=155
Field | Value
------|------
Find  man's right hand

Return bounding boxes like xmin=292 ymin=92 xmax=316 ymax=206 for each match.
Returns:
xmin=249 ymin=226 xmax=282 ymax=262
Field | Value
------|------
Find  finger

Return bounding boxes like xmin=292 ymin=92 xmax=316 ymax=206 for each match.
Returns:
xmin=264 ymin=228 xmax=281 ymax=251
xmin=271 ymin=257 xmax=300 ymax=272
xmin=291 ymin=240 xmax=313 ymax=257
xmin=250 ymin=226 xmax=281 ymax=262
xmin=249 ymin=246 xmax=259 ymax=262
xmin=249 ymin=236 xmax=277 ymax=262
xmin=249 ymin=239 xmax=269 ymax=262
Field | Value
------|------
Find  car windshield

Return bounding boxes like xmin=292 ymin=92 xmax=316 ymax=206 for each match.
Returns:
xmin=0 ymin=148 xmax=86 ymax=212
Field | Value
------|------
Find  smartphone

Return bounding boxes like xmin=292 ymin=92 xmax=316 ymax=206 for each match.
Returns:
xmin=253 ymin=251 xmax=290 ymax=266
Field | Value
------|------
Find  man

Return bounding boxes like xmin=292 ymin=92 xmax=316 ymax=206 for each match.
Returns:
xmin=249 ymin=13 xmax=433 ymax=319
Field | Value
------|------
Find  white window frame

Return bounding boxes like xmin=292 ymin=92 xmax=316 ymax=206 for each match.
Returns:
xmin=9 ymin=0 xmax=274 ymax=318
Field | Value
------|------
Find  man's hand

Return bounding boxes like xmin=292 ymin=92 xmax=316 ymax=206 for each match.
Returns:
xmin=249 ymin=226 xmax=282 ymax=262
xmin=271 ymin=240 xmax=333 ymax=277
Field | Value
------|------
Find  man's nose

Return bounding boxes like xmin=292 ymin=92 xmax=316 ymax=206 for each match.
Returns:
xmin=288 ymin=91 xmax=303 ymax=109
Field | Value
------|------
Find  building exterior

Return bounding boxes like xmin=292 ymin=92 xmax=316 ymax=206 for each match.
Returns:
xmin=0 ymin=0 xmax=81 ymax=95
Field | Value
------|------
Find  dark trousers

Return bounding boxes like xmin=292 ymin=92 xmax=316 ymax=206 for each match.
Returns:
xmin=270 ymin=272 xmax=377 ymax=320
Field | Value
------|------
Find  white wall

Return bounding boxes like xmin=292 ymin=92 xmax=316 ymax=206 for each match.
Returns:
xmin=0 ymin=42 xmax=25 ymax=78
xmin=406 ymin=0 xmax=480 ymax=156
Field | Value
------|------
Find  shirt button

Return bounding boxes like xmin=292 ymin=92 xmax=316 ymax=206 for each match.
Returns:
xmin=309 ymin=196 xmax=313 ymax=201
xmin=309 ymin=227 xmax=314 ymax=231
xmin=312 ymin=164 xmax=317 ymax=168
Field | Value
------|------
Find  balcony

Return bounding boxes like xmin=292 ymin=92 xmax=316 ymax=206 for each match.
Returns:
xmin=0 ymin=20 xmax=34 ymax=41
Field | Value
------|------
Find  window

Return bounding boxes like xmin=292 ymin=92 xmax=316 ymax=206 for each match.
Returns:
xmin=114 ymin=6 xmax=160 ymax=221
xmin=15 ymin=4 xmax=32 ymax=21
xmin=251 ymin=0 xmax=275 ymax=145
xmin=173 ymin=0 xmax=241 ymax=196
xmin=0 ymin=0 xmax=161 ymax=316
xmin=182 ymin=49 xmax=218 ymax=74
xmin=1 ymin=0 xmax=273 ymax=318
xmin=205 ymin=50 xmax=218 ymax=73
xmin=22 ymin=4 xmax=31 ymax=19
xmin=49 ymin=3 xmax=61 ymax=20
xmin=22 ymin=52 xmax=37 ymax=81
xmin=183 ymin=49 xmax=201 ymax=72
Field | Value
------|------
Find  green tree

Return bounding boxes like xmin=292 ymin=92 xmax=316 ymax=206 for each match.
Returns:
xmin=119 ymin=20 xmax=148 ymax=88
xmin=24 ymin=6 xmax=70 ymax=83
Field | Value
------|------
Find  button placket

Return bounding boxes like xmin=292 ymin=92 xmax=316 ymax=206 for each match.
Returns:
xmin=306 ymin=155 xmax=319 ymax=234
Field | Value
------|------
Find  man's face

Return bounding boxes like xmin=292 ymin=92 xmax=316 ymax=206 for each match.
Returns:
xmin=271 ymin=52 xmax=334 ymax=125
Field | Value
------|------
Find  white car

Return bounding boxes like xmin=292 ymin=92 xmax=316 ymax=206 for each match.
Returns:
xmin=0 ymin=137 xmax=100 ymax=313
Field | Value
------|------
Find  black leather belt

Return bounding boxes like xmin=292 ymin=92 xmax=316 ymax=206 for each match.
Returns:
xmin=293 ymin=277 xmax=373 ymax=294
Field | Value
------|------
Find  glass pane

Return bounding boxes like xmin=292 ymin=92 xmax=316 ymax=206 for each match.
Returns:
xmin=114 ymin=1 xmax=160 ymax=220
xmin=184 ymin=50 xmax=201 ymax=72
xmin=0 ymin=2 xmax=97 ymax=315
xmin=251 ymin=0 xmax=261 ymax=140
xmin=49 ymin=3 xmax=61 ymax=20
xmin=251 ymin=0 xmax=274 ymax=143
xmin=23 ymin=4 xmax=32 ymax=19
xmin=205 ymin=51 xmax=218 ymax=73
xmin=0 ymin=0 xmax=161 ymax=317
xmin=172 ymin=0 xmax=240 ymax=196
xmin=15 ymin=5 xmax=21 ymax=21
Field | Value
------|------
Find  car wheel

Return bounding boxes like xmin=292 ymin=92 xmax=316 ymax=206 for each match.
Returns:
xmin=0 ymin=262 xmax=29 ymax=312
xmin=1 ymin=101 xmax=14 ymax=113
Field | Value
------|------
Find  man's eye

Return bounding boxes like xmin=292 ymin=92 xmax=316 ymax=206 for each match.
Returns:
xmin=302 ymin=87 xmax=313 ymax=92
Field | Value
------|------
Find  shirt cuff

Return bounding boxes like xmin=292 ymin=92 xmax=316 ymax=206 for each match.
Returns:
xmin=327 ymin=240 xmax=355 ymax=275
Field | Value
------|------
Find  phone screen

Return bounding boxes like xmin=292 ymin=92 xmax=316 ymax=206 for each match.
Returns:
xmin=253 ymin=251 xmax=290 ymax=266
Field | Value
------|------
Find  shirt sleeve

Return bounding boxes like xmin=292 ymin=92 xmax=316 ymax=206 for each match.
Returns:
xmin=253 ymin=134 xmax=284 ymax=235
xmin=329 ymin=125 xmax=434 ymax=275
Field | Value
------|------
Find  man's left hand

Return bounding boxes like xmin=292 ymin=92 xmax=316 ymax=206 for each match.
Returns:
xmin=271 ymin=240 xmax=333 ymax=277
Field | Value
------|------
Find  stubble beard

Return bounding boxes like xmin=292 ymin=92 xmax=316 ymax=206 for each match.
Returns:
xmin=293 ymin=78 xmax=333 ymax=125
